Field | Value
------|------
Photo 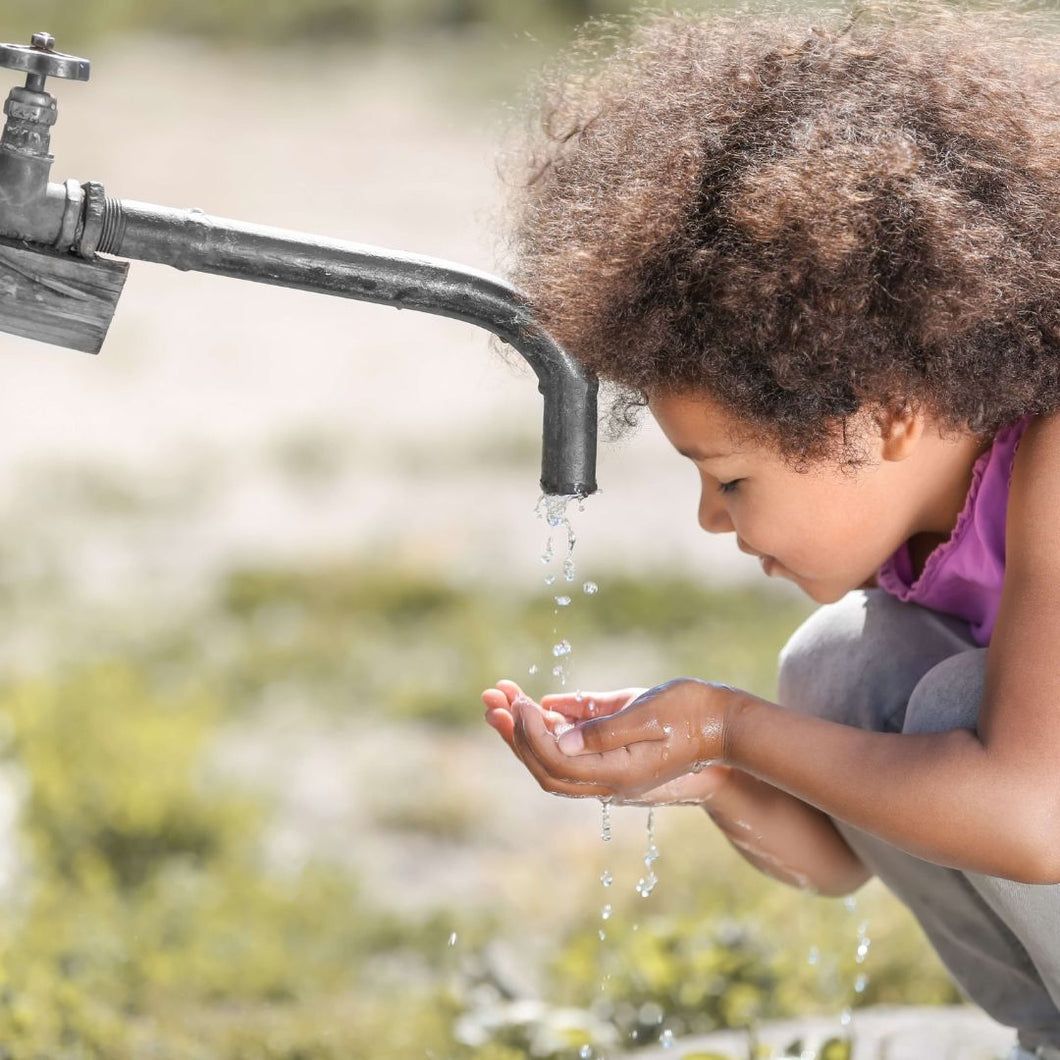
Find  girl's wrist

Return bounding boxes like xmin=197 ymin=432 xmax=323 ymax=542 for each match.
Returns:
xmin=710 ymin=681 xmax=754 ymax=767
xmin=686 ymin=678 xmax=741 ymax=767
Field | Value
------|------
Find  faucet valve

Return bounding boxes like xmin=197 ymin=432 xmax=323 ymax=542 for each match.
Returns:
xmin=0 ymin=32 xmax=89 ymax=93
xmin=0 ymin=31 xmax=90 ymax=218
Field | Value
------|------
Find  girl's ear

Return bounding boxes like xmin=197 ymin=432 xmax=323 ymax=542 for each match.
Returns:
xmin=876 ymin=400 xmax=925 ymax=462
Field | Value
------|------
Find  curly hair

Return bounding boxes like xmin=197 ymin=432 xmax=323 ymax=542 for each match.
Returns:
xmin=501 ymin=1 xmax=1060 ymax=468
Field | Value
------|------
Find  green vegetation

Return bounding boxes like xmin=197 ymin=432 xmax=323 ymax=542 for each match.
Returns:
xmin=205 ymin=563 xmax=814 ymax=725
xmin=0 ymin=549 xmax=966 ymax=1057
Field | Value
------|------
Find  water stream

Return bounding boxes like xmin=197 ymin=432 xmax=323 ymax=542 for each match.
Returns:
xmin=634 ymin=809 xmax=660 ymax=898
xmin=531 ymin=495 xmax=869 ymax=1056
xmin=535 ymin=497 xmax=683 ymax=1055
xmin=537 ymin=495 xmax=580 ymax=687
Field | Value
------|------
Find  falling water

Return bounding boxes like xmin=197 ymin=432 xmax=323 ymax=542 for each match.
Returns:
xmin=533 ymin=495 xmax=619 ymax=1057
xmin=837 ymin=894 xmax=864 ymax=1033
xmin=600 ymin=800 xmax=613 ymax=842
xmin=853 ymin=918 xmax=871 ymax=998
xmin=634 ymin=809 xmax=660 ymax=898
xmin=536 ymin=495 xmax=580 ymax=687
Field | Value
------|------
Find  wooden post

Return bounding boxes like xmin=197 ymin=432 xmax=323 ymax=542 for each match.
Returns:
xmin=0 ymin=236 xmax=128 ymax=354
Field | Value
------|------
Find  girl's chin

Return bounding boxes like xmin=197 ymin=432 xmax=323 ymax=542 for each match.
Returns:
xmin=760 ymin=558 xmax=845 ymax=603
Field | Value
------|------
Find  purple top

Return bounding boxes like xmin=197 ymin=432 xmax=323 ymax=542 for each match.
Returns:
xmin=876 ymin=414 xmax=1034 ymax=646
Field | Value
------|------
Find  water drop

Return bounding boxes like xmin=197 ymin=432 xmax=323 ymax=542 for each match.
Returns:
xmin=839 ymin=1007 xmax=852 ymax=1027
xmin=660 ymin=1029 xmax=675 ymax=1050
xmin=580 ymin=1046 xmax=592 ymax=1060
xmin=600 ymin=870 xmax=613 ymax=888
xmin=583 ymin=581 xmax=599 ymax=595
xmin=528 ymin=664 xmax=539 ymax=675
xmin=598 ymin=929 xmax=606 ymax=941
xmin=807 ymin=946 xmax=820 ymax=966
xmin=448 ymin=932 xmax=458 ymax=947
xmin=600 ymin=904 xmax=613 ymax=921
xmin=600 ymin=800 xmax=613 ymax=842
xmin=843 ymin=895 xmax=858 ymax=913
xmin=563 ymin=557 xmax=576 ymax=582
xmin=644 ymin=811 xmax=659 ymax=864
xmin=854 ymin=973 xmax=868 ymax=993
xmin=635 ymin=873 xmax=658 ymax=898
xmin=555 ymin=595 xmax=572 ymax=607
xmin=552 ymin=639 xmax=572 ymax=658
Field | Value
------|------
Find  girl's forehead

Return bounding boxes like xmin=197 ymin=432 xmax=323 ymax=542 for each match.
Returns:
xmin=648 ymin=390 xmax=754 ymax=454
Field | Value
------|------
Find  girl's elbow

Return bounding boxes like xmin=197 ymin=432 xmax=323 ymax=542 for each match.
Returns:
xmin=814 ymin=860 xmax=874 ymax=898
xmin=1010 ymin=855 xmax=1060 ymax=887
xmin=1006 ymin=816 xmax=1060 ymax=885
xmin=1021 ymin=845 xmax=1060 ymax=886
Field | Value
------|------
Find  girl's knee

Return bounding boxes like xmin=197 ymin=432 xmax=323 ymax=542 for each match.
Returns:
xmin=777 ymin=590 xmax=878 ymax=727
xmin=902 ymin=649 xmax=987 ymax=735
xmin=777 ymin=589 xmax=976 ymax=732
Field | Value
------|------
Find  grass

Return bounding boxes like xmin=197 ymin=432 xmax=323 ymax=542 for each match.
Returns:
xmin=0 ymin=542 xmax=968 ymax=1058
xmin=198 ymin=561 xmax=814 ymax=727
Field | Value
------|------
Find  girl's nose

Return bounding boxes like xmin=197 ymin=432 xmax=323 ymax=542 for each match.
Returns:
xmin=698 ymin=482 xmax=735 ymax=534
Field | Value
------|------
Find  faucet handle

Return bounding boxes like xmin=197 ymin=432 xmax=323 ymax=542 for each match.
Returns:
xmin=0 ymin=32 xmax=90 ymax=92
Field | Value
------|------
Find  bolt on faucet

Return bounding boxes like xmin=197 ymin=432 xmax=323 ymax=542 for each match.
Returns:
xmin=0 ymin=31 xmax=598 ymax=497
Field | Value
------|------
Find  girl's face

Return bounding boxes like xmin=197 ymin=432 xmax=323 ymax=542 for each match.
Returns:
xmin=648 ymin=390 xmax=978 ymax=604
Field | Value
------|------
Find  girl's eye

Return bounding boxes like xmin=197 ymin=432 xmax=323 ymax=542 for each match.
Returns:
xmin=718 ymin=479 xmax=742 ymax=495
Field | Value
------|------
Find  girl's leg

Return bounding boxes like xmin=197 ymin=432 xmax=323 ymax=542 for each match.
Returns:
xmin=777 ymin=590 xmax=1060 ymax=1050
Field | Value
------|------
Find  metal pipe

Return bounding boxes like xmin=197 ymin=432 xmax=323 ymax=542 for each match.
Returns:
xmin=97 ymin=199 xmax=597 ymax=496
xmin=0 ymin=31 xmax=598 ymax=497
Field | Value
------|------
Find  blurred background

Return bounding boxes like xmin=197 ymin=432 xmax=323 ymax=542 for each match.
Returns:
xmin=0 ymin=2 xmax=967 ymax=1057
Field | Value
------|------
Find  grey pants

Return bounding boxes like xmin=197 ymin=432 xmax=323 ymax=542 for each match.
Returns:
xmin=776 ymin=589 xmax=1060 ymax=1054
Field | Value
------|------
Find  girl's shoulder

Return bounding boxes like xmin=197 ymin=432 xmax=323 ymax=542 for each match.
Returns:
xmin=1004 ymin=409 xmax=1060 ymax=584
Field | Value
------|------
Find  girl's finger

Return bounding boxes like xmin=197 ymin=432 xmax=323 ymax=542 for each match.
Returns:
xmin=484 ymin=704 xmax=515 ymax=746
xmin=555 ymin=702 xmax=668 ymax=757
xmin=514 ymin=699 xmax=665 ymax=791
xmin=482 ymin=687 xmax=510 ymax=712
xmin=540 ymin=688 xmax=645 ymax=719
xmin=487 ymin=695 xmax=580 ymax=756
xmin=496 ymin=679 xmax=526 ymax=707
xmin=511 ymin=702 xmax=614 ymax=799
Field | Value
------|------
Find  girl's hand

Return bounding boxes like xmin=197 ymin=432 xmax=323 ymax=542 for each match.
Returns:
xmin=482 ymin=678 xmax=735 ymax=805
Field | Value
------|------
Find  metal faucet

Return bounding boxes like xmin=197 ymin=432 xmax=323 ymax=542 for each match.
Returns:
xmin=0 ymin=32 xmax=598 ymax=497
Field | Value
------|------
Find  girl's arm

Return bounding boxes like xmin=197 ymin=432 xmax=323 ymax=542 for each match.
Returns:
xmin=485 ymin=683 xmax=870 ymax=895
xmin=701 ymin=768 xmax=871 ymax=896
xmin=511 ymin=413 xmax=1060 ymax=884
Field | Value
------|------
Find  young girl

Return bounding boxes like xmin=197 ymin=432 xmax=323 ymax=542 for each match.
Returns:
xmin=482 ymin=4 xmax=1060 ymax=1056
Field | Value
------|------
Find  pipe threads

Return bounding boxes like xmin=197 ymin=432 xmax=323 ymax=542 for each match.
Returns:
xmin=98 ymin=194 xmax=125 ymax=254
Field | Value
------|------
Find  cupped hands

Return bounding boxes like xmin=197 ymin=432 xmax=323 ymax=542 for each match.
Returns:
xmin=482 ymin=678 xmax=735 ymax=805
